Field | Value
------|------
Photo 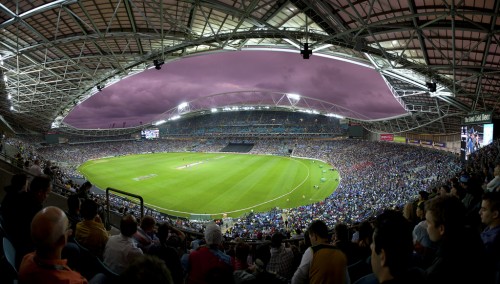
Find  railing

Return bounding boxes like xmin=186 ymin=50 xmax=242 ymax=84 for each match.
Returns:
xmin=105 ymin=187 xmax=144 ymax=230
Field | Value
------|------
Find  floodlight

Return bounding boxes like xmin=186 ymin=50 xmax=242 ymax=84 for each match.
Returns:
xmin=211 ymin=108 xmax=218 ymax=113
xmin=3 ymin=75 xmax=7 ymax=82
xmin=286 ymin=93 xmax=301 ymax=101
xmin=300 ymin=43 xmax=312 ymax=59
xmin=169 ymin=115 xmax=181 ymax=121
xmin=425 ymin=82 xmax=436 ymax=92
xmin=178 ymin=102 xmax=188 ymax=111
xmin=153 ymin=59 xmax=164 ymax=70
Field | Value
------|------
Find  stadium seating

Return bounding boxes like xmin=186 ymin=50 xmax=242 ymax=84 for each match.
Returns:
xmin=73 ymin=239 xmax=119 ymax=281
xmin=1 ymin=237 xmax=18 ymax=283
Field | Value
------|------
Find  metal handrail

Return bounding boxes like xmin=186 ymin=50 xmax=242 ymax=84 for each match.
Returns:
xmin=105 ymin=187 xmax=144 ymax=230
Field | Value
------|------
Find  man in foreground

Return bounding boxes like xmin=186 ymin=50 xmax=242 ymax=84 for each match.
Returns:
xmin=19 ymin=206 xmax=88 ymax=284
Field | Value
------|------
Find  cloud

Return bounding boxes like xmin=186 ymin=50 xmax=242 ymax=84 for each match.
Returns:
xmin=64 ymin=50 xmax=405 ymax=128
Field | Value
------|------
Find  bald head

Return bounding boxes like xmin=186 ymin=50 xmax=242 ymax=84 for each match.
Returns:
xmin=31 ymin=206 xmax=69 ymax=257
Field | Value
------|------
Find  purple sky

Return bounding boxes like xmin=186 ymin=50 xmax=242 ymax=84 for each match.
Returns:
xmin=64 ymin=50 xmax=406 ymax=129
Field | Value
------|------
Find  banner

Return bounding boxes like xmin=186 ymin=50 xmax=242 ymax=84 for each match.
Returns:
xmin=408 ymin=139 xmax=420 ymax=144
xmin=394 ymin=136 xmax=406 ymax=143
xmin=380 ymin=134 xmax=394 ymax=141
xmin=421 ymin=140 xmax=433 ymax=146
xmin=433 ymin=142 xmax=446 ymax=147
xmin=463 ymin=112 xmax=492 ymax=125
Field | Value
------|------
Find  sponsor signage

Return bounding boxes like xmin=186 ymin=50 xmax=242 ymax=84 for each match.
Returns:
xmin=433 ymin=142 xmax=446 ymax=147
xmin=421 ymin=140 xmax=433 ymax=146
xmin=380 ymin=134 xmax=394 ymax=141
xmin=408 ymin=139 xmax=420 ymax=144
xmin=463 ymin=112 xmax=492 ymax=125
xmin=394 ymin=136 xmax=406 ymax=143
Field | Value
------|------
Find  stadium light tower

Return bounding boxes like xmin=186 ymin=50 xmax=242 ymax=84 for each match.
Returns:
xmin=177 ymin=102 xmax=190 ymax=113
xmin=286 ymin=93 xmax=301 ymax=107
xmin=153 ymin=59 xmax=164 ymax=70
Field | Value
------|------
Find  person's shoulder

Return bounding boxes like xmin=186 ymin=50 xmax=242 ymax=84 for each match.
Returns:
xmin=311 ymin=243 xmax=338 ymax=253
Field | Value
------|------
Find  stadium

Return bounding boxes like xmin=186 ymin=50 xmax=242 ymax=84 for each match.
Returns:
xmin=0 ymin=0 xmax=499 ymax=283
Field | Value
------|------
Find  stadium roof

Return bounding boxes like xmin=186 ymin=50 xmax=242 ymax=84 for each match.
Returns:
xmin=0 ymin=0 xmax=498 ymax=136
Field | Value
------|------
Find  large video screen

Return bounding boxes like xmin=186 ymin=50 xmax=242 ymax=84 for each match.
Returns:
xmin=141 ymin=128 xmax=160 ymax=139
xmin=461 ymin=123 xmax=493 ymax=159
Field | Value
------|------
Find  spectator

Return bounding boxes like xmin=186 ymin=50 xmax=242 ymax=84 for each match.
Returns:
xmin=29 ymin=159 xmax=43 ymax=177
xmin=480 ymin=192 xmax=500 ymax=283
xmin=75 ymin=199 xmax=109 ymax=259
xmin=292 ymin=220 xmax=348 ymax=284
xmin=267 ymin=232 xmax=295 ymax=279
xmin=43 ymin=160 xmax=56 ymax=180
xmin=402 ymin=202 xmax=418 ymax=228
xmin=371 ymin=210 xmax=426 ymax=283
xmin=1 ymin=173 xmax=28 ymax=214
xmin=133 ymin=215 xmax=160 ymax=253
xmin=333 ymin=223 xmax=361 ymax=265
xmin=487 ymin=165 xmax=500 ymax=192
xmin=103 ymin=214 xmax=143 ymax=274
xmin=232 ymin=241 xmax=250 ymax=271
xmin=425 ymin=196 xmax=486 ymax=284
xmin=356 ymin=221 xmax=373 ymax=260
xmin=187 ymin=222 xmax=232 ymax=284
xmin=148 ymin=222 xmax=184 ymax=284
xmin=438 ymin=185 xmax=450 ymax=196
xmin=233 ymin=243 xmax=287 ymax=284
xmin=417 ymin=191 xmax=429 ymax=205
xmin=18 ymin=207 xmax=88 ymax=284
xmin=66 ymin=195 xmax=82 ymax=235
xmin=119 ymin=255 xmax=173 ymax=284
xmin=77 ymin=181 xmax=92 ymax=200
xmin=2 ymin=175 xmax=52 ymax=263
xmin=412 ymin=201 xmax=434 ymax=266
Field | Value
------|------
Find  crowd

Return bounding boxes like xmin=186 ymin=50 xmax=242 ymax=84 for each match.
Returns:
xmin=4 ymin=136 xmax=462 ymax=234
xmin=2 ymin=132 xmax=500 ymax=283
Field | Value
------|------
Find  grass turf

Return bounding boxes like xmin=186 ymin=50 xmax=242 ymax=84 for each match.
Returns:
xmin=78 ymin=152 xmax=339 ymax=219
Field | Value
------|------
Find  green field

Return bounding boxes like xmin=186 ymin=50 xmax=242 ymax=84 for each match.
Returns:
xmin=78 ymin=152 xmax=340 ymax=218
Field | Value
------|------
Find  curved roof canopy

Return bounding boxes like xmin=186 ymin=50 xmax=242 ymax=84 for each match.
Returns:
xmin=0 ymin=0 xmax=499 ymax=135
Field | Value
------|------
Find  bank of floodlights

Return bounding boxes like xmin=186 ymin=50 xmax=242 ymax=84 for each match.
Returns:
xmin=177 ymin=102 xmax=189 ymax=113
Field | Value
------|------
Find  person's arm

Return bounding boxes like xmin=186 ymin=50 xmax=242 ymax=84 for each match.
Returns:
xmin=167 ymin=222 xmax=186 ymax=241
xmin=291 ymin=247 xmax=313 ymax=284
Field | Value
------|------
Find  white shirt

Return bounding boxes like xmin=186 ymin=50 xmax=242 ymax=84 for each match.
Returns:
xmin=29 ymin=164 xmax=43 ymax=177
xmin=103 ymin=234 xmax=143 ymax=274
xmin=291 ymin=247 xmax=313 ymax=284
xmin=487 ymin=176 xmax=500 ymax=192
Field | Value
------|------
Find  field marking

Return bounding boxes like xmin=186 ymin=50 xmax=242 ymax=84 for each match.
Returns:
xmin=144 ymin=157 xmax=312 ymax=216
xmin=176 ymin=162 xmax=203 ymax=169
xmin=175 ymin=155 xmax=225 ymax=170
xmin=132 ymin=174 xmax=157 ymax=181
